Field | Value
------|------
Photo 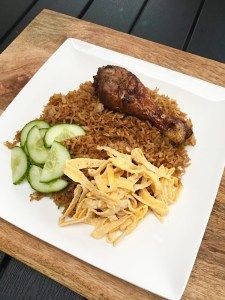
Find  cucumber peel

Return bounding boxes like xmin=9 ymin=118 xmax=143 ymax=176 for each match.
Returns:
xmin=40 ymin=128 xmax=48 ymax=139
xmin=11 ymin=146 xmax=28 ymax=184
xmin=44 ymin=124 xmax=85 ymax=147
xmin=28 ymin=165 xmax=68 ymax=193
xmin=26 ymin=126 xmax=49 ymax=165
xmin=40 ymin=141 xmax=70 ymax=183
xmin=20 ymin=120 xmax=49 ymax=147
xmin=10 ymin=120 xmax=85 ymax=194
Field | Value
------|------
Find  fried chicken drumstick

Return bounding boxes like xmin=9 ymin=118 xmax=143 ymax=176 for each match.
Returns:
xmin=93 ymin=65 xmax=193 ymax=144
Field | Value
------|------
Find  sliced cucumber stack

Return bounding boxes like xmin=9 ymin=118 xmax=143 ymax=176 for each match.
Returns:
xmin=28 ymin=165 xmax=68 ymax=193
xmin=26 ymin=126 xmax=49 ymax=165
xmin=44 ymin=124 xmax=85 ymax=147
xmin=40 ymin=141 xmax=70 ymax=182
xmin=20 ymin=120 xmax=50 ymax=147
xmin=10 ymin=119 xmax=86 ymax=193
xmin=11 ymin=146 xmax=29 ymax=184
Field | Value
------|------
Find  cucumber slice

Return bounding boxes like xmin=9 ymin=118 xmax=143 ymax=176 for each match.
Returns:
xmin=28 ymin=165 xmax=68 ymax=193
xmin=44 ymin=124 xmax=85 ymax=147
xmin=40 ymin=128 xmax=48 ymax=139
xmin=24 ymin=129 xmax=47 ymax=155
xmin=21 ymin=120 xmax=49 ymax=147
xmin=11 ymin=146 xmax=29 ymax=184
xmin=24 ymin=142 xmax=29 ymax=155
xmin=26 ymin=126 xmax=49 ymax=164
xmin=40 ymin=141 xmax=70 ymax=182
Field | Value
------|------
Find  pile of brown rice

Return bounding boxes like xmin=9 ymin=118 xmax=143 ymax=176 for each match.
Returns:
xmin=38 ymin=81 xmax=194 ymax=208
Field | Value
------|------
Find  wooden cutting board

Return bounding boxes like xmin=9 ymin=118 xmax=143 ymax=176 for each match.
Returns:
xmin=0 ymin=9 xmax=225 ymax=300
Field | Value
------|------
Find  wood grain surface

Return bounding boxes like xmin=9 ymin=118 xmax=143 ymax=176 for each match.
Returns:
xmin=0 ymin=9 xmax=225 ymax=300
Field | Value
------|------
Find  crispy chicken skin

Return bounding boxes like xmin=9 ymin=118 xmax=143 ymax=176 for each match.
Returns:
xmin=93 ymin=65 xmax=193 ymax=144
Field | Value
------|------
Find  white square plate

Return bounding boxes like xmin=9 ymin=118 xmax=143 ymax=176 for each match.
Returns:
xmin=0 ymin=38 xmax=225 ymax=300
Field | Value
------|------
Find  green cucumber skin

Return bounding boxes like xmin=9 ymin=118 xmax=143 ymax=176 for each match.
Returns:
xmin=25 ymin=142 xmax=44 ymax=167
xmin=40 ymin=141 xmax=71 ymax=183
xmin=23 ymin=143 xmax=29 ymax=155
xmin=39 ymin=128 xmax=48 ymax=139
xmin=20 ymin=120 xmax=50 ymax=147
xmin=11 ymin=120 xmax=80 ymax=193
xmin=11 ymin=146 xmax=29 ymax=185
xmin=44 ymin=124 xmax=85 ymax=147
xmin=14 ymin=165 xmax=29 ymax=184
xmin=26 ymin=126 xmax=49 ymax=165
xmin=14 ymin=169 xmax=28 ymax=184
xmin=28 ymin=165 xmax=68 ymax=193
xmin=24 ymin=128 xmax=48 ymax=164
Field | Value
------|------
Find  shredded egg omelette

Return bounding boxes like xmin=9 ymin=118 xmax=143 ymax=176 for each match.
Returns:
xmin=61 ymin=146 xmax=181 ymax=245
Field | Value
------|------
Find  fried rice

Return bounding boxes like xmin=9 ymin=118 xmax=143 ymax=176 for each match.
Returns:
xmin=36 ymin=81 xmax=194 ymax=208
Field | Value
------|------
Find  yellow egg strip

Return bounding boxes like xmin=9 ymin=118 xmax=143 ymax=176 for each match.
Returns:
xmin=61 ymin=146 xmax=181 ymax=245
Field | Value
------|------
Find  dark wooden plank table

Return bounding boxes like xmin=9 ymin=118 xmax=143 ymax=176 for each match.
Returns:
xmin=0 ymin=1 xmax=225 ymax=299
xmin=0 ymin=258 xmax=84 ymax=299
xmin=187 ymin=0 xmax=225 ymax=62
xmin=0 ymin=252 xmax=6 ymax=265
xmin=131 ymin=0 xmax=203 ymax=49
xmin=0 ymin=0 xmax=91 ymax=52
xmin=82 ymin=0 xmax=146 ymax=32
xmin=0 ymin=0 xmax=36 ymax=42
